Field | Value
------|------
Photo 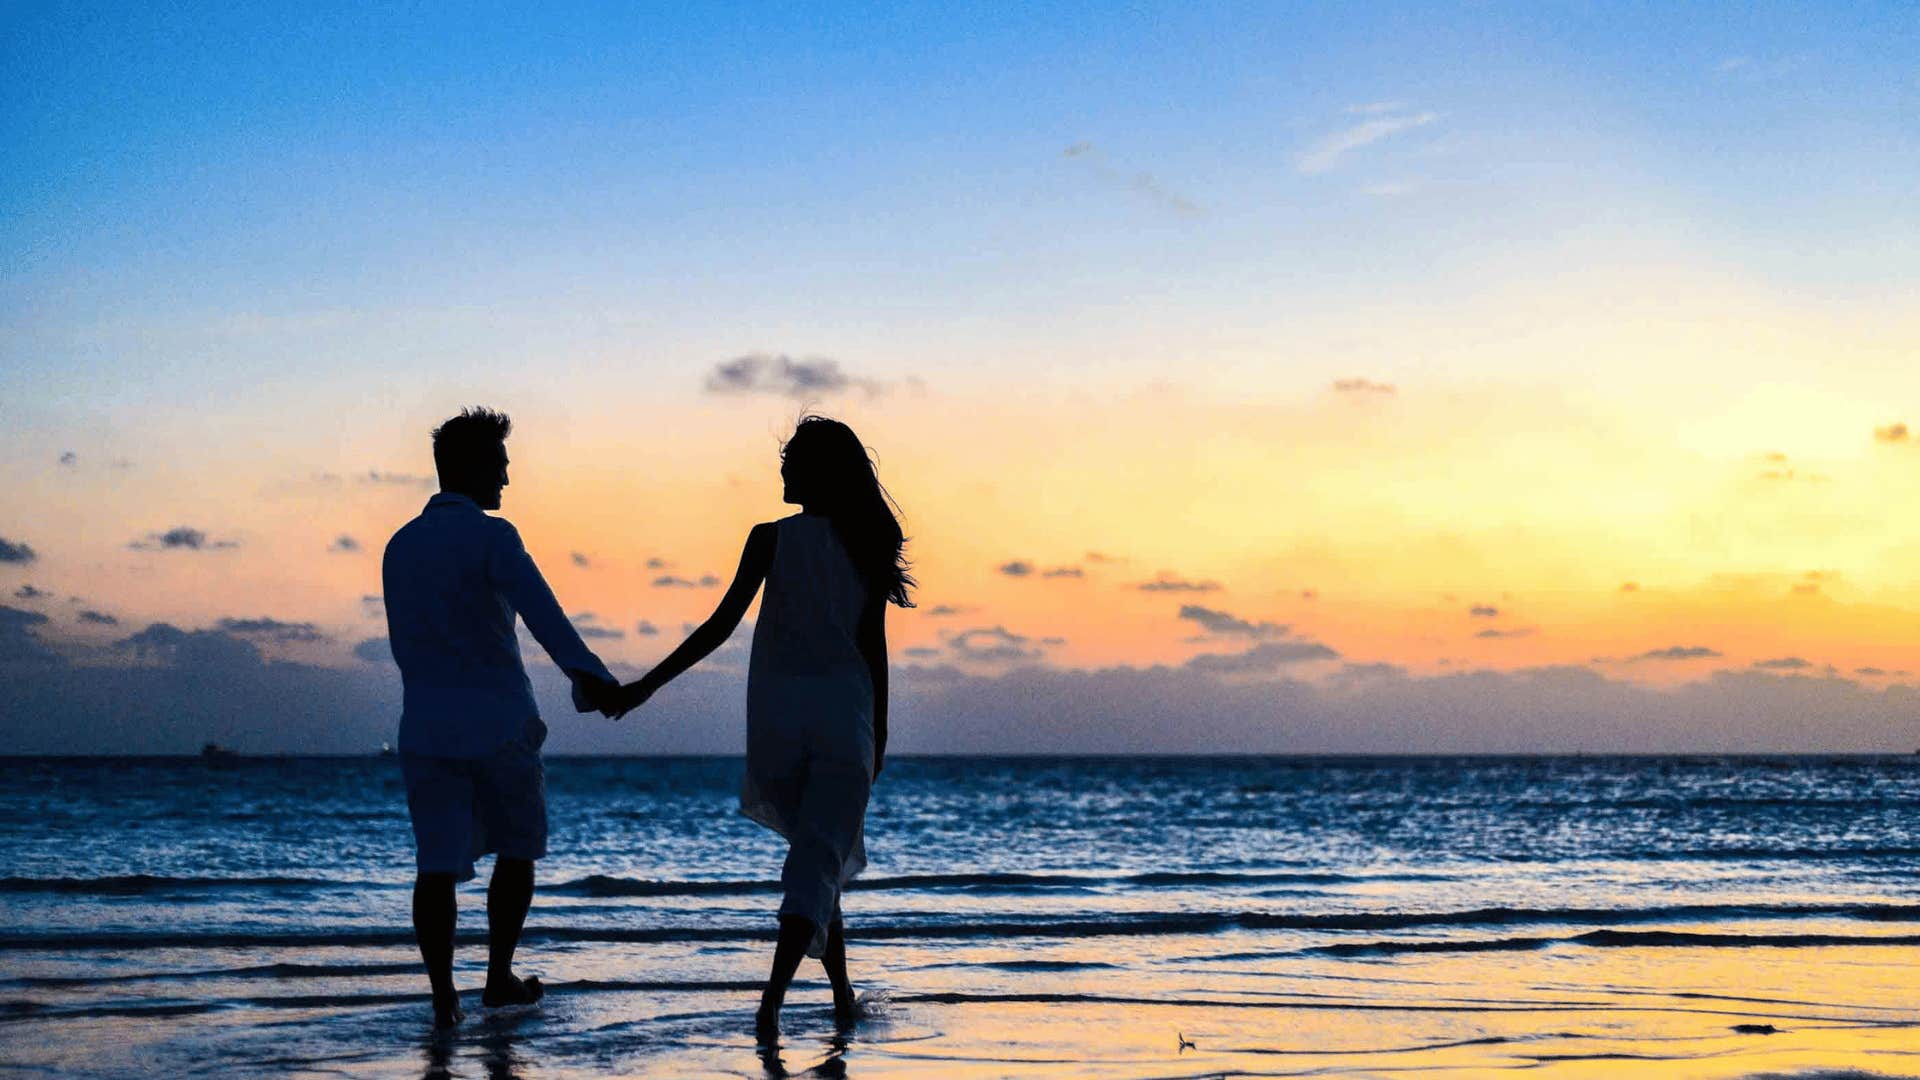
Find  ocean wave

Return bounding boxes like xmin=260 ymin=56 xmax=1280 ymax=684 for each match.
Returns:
xmin=547 ymin=868 xmax=1449 ymax=897
xmin=1309 ymin=929 xmax=1920 ymax=958
xmin=0 ymin=874 xmax=370 ymax=895
xmin=7 ymin=900 xmax=1918 ymax=952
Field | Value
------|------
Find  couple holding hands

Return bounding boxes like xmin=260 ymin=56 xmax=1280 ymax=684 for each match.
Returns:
xmin=381 ymin=408 xmax=909 ymax=1037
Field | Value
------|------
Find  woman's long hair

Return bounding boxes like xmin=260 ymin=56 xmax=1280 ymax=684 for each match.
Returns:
xmin=781 ymin=416 xmax=915 ymax=608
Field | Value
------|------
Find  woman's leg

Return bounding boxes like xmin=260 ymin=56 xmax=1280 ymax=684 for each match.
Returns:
xmin=757 ymin=913 xmax=817 ymax=1040
xmin=821 ymin=917 xmax=856 ymax=1024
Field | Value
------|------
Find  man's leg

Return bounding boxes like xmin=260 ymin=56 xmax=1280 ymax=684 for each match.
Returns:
xmin=478 ymin=720 xmax=548 ymax=1008
xmin=481 ymin=857 xmax=543 ymax=1006
xmin=413 ymin=871 xmax=462 ymax=1027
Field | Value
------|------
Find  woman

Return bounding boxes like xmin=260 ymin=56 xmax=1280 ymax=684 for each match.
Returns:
xmin=615 ymin=415 xmax=913 ymax=1039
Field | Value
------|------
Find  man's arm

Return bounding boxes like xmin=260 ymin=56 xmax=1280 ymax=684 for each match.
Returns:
xmin=858 ymin=591 xmax=888 ymax=777
xmin=487 ymin=521 xmax=618 ymax=711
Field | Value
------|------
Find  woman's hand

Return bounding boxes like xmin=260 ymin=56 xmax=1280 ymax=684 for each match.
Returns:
xmin=611 ymin=680 xmax=653 ymax=720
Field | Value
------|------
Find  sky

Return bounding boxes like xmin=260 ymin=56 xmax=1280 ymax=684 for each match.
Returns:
xmin=3 ymin=2 xmax=1919 ymax=754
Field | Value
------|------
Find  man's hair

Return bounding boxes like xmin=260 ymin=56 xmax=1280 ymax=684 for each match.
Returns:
xmin=431 ymin=407 xmax=512 ymax=483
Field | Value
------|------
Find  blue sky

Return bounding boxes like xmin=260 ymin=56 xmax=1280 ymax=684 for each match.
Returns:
xmin=4 ymin=2 xmax=1919 ymax=752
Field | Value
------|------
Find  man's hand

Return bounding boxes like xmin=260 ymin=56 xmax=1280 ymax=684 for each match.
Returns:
xmin=569 ymin=672 xmax=623 ymax=718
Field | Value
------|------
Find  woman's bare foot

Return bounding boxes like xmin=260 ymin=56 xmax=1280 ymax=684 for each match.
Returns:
xmin=832 ymin=985 xmax=858 ymax=1029
xmin=481 ymin=973 xmax=543 ymax=1008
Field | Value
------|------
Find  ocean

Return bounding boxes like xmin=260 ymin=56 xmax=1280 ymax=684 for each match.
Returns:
xmin=3 ymin=754 xmax=1918 ymax=1078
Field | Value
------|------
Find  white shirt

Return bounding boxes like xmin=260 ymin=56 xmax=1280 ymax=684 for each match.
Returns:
xmin=382 ymin=492 xmax=614 ymax=758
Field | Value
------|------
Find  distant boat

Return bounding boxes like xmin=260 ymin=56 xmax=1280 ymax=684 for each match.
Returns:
xmin=200 ymin=742 xmax=239 ymax=762
xmin=379 ymin=742 xmax=395 ymax=757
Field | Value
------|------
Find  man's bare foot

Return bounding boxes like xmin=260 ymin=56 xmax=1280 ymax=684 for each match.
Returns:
xmin=432 ymin=992 xmax=466 ymax=1030
xmin=481 ymin=973 xmax=543 ymax=1008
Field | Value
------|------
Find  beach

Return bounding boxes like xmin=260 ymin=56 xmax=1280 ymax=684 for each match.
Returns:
xmin=4 ymin=755 xmax=1918 ymax=1078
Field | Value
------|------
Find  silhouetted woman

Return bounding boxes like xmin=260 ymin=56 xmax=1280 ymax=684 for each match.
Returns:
xmin=616 ymin=415 xmax=913 ymax=1039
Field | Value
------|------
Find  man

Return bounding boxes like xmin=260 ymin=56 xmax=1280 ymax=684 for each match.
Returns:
xmin=382 ymin=406 xmax=618 ymax=1029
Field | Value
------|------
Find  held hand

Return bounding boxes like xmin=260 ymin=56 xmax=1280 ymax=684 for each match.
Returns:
xmin=610 ymin=680 xmax=653 ymax=721
xmin=569 ymin=672 xmax=623 ymax=718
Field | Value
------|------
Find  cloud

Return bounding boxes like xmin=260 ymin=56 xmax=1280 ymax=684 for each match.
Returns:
xmin=360 ymin=594 xmax=384 ymax=615
xmin=118 ymin=622 xmax=264 ymax=668
xmin=76 ymin=610 xmax=118 ymax=626
xmin=352 ymin=637 xmax=391 ymax=663
xmin=1185 ymin=640 xmax=1341 ymax=673
xmin=13 ymin=585 xmax=48 ymax=601
xmin=646 ymin=557 xmax=668 ymax=569
xmin=1333 ymin=377 xmax=1397 ymax=396
xmin=4 ymin=620 xmax=1920 ymax=756
xmin=357 ymin=471 xmax=434 ymax=488
xmin=1084 ymin=552 xmax=1121 ymax=564
xmin=926 ymin=605 xmax=970 ymax=617
xmin=1061 ymin=141 xmax=1201 ymax=216
xmin=1137 ymin=573 xmax=1222 ymax=593
xmin=1178 ymin=604 xmax=1288 ymax=639
xmin=997 ymin=561 xmax=1033 ymax=577
xmin=1476 ymin=628 xmax=1533 ymax=640
xmin=58 ymin=451 xmax=77 ymax=467
xmin=569 ymin=612 xmax=625 ymax=640
xmin=948 ymin=626 xmax=1047 ymax=664
xmin=1874 ymin=423 xmax=1910 ymax=444
xmin=651 ymin=575 xmax=709 ymax=588
xmin=1297 ymin=110 xmax=1437 ymax=174
xmin=328 ymin=535 xmax=361 ymax=554
xmin=1620 ymin=582 xmax=1640 ymax=593
xmin=1754 ymin=657 xmax=1813 ymax=671
xmin=1631 ymin=645 xmax=1724 ymax=662
xmin=1469 ymin=605 xmax=1500 ymax=618
xmin=0 ymin=604 xmax=59 ymax=665
xmin=635 ymin=620 xmax=660 ymax=636
xmin=1041 ymin=567 xmax=1085 ymax=579
xmin=0 ymin=538 xmax=38 ymax=564
xmin=571 ymin=552 xmax=591 ymax=568
xmin=704 ymin=354 xmax=882 ymax=398
xmin=216 ymin=617 xmax=327 ymax=643
xmin=131 ymin=526 xmax=237 ymax=552
xmin=1337 ymin=661 xmax=1408 ymax=681
xmin=903 ymin=646 xmax=942 ymax=659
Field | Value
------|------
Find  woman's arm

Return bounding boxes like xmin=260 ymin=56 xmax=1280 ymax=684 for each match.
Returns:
xmin=617 ymin=523 xmax=775 ymax=715
xmin=858 ymin=592 xmax=888 ymax=776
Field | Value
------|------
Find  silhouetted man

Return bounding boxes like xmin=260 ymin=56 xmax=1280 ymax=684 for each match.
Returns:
xmin=382 ymin=406 xmax=617 ymax=1028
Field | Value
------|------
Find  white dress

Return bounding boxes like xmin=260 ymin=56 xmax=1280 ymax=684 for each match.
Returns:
xmin=742 ymin=514 xmax=875 ymax=954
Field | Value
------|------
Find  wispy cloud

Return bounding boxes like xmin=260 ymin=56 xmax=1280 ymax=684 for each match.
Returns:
xmin=1178 ymin=605 xmax=1288 ymax=639
xmin=1062 ymin=141 xmax=1202 ymax=217
xmin=1185 ymin=640 xmax=1341 ymax=673
xmin=1136 ymin=573 xmax=1222 ymax=593
xmin=1297 ymin=109 xmax=1437 ymax=175
xmin=0 ymin=538 xmax=36 ymax=564
xmin=217 ymin=616 xmax=326 ymax=643
xmin=705 ymin=354 xmax=884 ymax=398
xmin=1332 ymin=377 xmax=1396 ymax=396
xmin=131 ymin=527 xmax=238 ymax=552
xmin=328 ymin=535 xmax=360 ymax=554
xmin=1631 ymin=645 xmax=1723 ymax=663
xmin=948 ymin=625 xmax=1048 ymax=664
